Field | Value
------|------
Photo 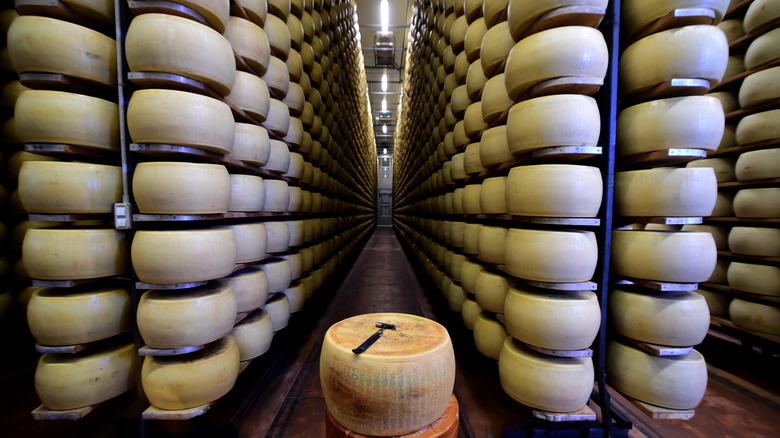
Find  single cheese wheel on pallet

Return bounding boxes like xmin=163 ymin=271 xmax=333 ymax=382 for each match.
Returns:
xmin=137 ymin=283 xmax=237 ymax=349
xmin=506 ymin=165 xmax=602 ymax=217
xmin=727 ymin=262 xmax=780 ymax=296
xmin=264 ymin=180 xmax=291 ymax=212
xmin=478 ymin=226 xmax=508 ymax=264
xmin=736 ymin=109 xmax=780 ymax=146
xmin=15 ymin=90 xmax=119 ymax=151
xmin=229 ymin=174 xmax=265 ymax=212
xmin=615 ymin=167 xmax=718 ymax=217
xmin=265 ymin=14 xmax=292 ymax=60
xmin=612 ymin=230 xmax=717 ymax=283
xmin=36 ymin=339 xmax=136 ymax=410
xmin=505 ymin=26 xmax=608 ymax=100
xmin=729 ymin=226 xmax=780 ymax=257
xmin=619 ymin=25 xmax=728 ymax=96
xmin=237 ymin=0 xmax=267 ymax=27
xmin=263 ymin=56 xmax=291 ymax=98
xmin=616 ymin=96 xmax=725 ymax=157
xmin=508 ymin=0 xmax=609 ymax=40
xmin=607 ymin=340 xmax=707 ymax=409
xmin=142 ymin=335 xmax=239 ymax=410
xmin=224 ymin=223 xmax=268 ymax=262
xmin=745 ymin=27 xmax=780 ymax=70
xmin=284 ymin=151 xmax=304 ymax=179
xmin=231 ymin=309 xmax=274 ymax=360
xmin=320 ymin=313 xmax=455 ymax=436
xmin=505 ymin=287 xmax=600 ymax=350
xmin=733 ymin=188 xmax=780 ymax=217
xmin=696 ymin=288 xmax=731 ymax=316
xmin=268 ymin=0 xmax=290 ymax=19
xmin=507 ymin=94 xmax=601 ymax=155
xmin=288 ymin=15 xmax=304 ymax=52
xmin=729 ymin=299 xmax=780 ymax=336
xmin=609 ymin=288 xmax=710 ymax=347
xmin=743 ymin=0 xmax=780 ymax=33
xmin=735 ymin=148 xmax=780 ymax=181
xmin=480 ymin=22 xmax=515 ymax=77
xmin=265 ymin=99 xmax=291 ymax=136
xmin=621 ymin=1 xmax=729 ymax=37
xmin=481 ymin=74 xmax=513 ymax=123
xmin=127 ymin=89 xmax=235 ymax=154
xmin=19 ymin=162 xmax=121 ymax=214
xmin=740 ymin=66 xmax=780 ymax=108
xmin=225 ymin=16 xmax=270 ymax=76
xmin=259 ymin=258 xmax=292 ymax=292
xmin=230 ymin=123 xmax=271 ymax=166
xmin=505 ymin=229 xmax=598 ymax=282
xmin=7 ymin=16 xmax=117 ymax=87
xmin=474 ymin=270 xmax=514 ymax=313
xmin=219 ymin=267 xmax=269 ymax=313
xmin=479 ymin=177 xmax=507 ymax=214
xmin=27 ymin=285 xmax=131 ymax=346
xmin=133 ymin=162 xmax=231 ymax=214
xmin=498 ymin=338 xmax=594 ymax=412
xmin=261 ymin=292 xmax=291 ymax=330
xmin=687 ymin=158 xmax=736 ymax=183
xmin=126 ymin=14 xmax=236 ymax=96
xmin=131 ymin=229 xmax=237 ymax=284
xmin=23 ymin=229 xmax=128 ymax=280
xmin=226 ymin=72 xmax=271 ymax=122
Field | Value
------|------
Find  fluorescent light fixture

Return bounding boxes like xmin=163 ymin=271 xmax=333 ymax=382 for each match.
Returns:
xmin=381 ymin=98 xmax=387 ymax=112
xmin=381 ymin=71 xmax=388 ymax=92
xmin=383 ymin=148 xmax=387 ymax=154
xmin=382 ymin=125 xmax=387 ymax=134
xmin=380 ymin=0 xmax=389 ymax=33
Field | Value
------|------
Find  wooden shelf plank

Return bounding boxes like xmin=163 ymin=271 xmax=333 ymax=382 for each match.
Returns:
xmin=627 ymin=339 xmax=693 ymax=357
xmin=700 ymin=283 xmax=780 ymax=305
xmin=525 ymin=343 xmax=594 ymax=358
xmin=711 ymin=57 xmax=780 ymax=93
xmin=627 ymin=8 xmax=716 ymax=45
xmin=239 ymin=360 xmax=251 ymax=374
xmin=716 ymin=251 xmax=780 ymax=266
xmin=707 ymin=138 xmax=780 ymax=158
xmin=629 ymin=398 xmax=695 ymax=420
xmin=703 ymin=217 xmax=780 ymax=225
xmin=710 ymin=315 xmax=780 ymax=344
xmin=127 ymin=71 xmax=212 ymax=96
xmin=725 ymin=98 xmax=780 ymax=123
xmin=132 ymin=211 xmax=292 ymax=223
xmin=531 ymin=405 xmax=597 ymax=422
xmin=467 ymin=214 xmax=600 ymax=227
xmin=618 ymin=216 xmax=703 ymax=226
xmin=142 ymin=402 xmax=212 ymax=420
xmin=615 ymin=277 xmax=698 ymax=292
xmin=526 ymin=76 xmax=604 ymax=99
xmin=35 ymin=342 xmax=92 ymax=354
xmin=725 ymin=0 xmax=753 ymax=20
xmin=135 ymin=281 xmax=207 ymax=290
xmin=138 ymin=344 xmax=205 ymax=357
xmin=617 ymin=148 xmax=708 ymax=168
xmin=28 ymin=213 xmax=112 ymax=222
xmin=25 ymin=143 xmax=117 ymax=160
xmin=32 ymin=403 xmax=96 ymax=421
xmin=727 ymin=16 xmax=780 ymax=53
xmin=621 ymin=78 xmax=710 ymax=107
xmin=31 ymin=277 xmax=118 ymax=288
xmin=718 ymin=177 xmax=780 ymax=189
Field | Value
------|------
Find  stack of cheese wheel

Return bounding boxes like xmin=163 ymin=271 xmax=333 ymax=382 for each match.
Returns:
xmin=320 ymin=313 xmax=455 ymax=436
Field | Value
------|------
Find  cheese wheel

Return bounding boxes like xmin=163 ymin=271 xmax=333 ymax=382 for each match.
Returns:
xmin=284 ymin=152 xmax=304 ymax=179
xmin=451 ymin=220 xmax=466 ymax=248
xmin=127 ymin=14 xmax=236 ymax=96
xmin=744 ymin=0 xmax=780 ymax=33
xmin=464 ymin=103 xmax=486 ymax=139
xmin=736 ymin=148 xmax=780 ymax=181
xmin=507 ymin=95 xmax=600 ymax=155
xmin=265 ymin=222 xmax=290 ymax=254
xmin=229 ymin=174 xmax=265 ymax=212
xmin=729 ymin=226 xmax=780 ymax=257
xmin=15 ymin=90 xmax=119 ymax=150
xmin=479 ymin=177 xmax=507 ymax=214
xmin=508 ymin=0 xmax=610 ymax=39
xmin=462 ymin=297 xmax=481 ymax=331
xmin=724 ymin=54 xmax=746 ymax=81
xmin=499 ymin=338 xmax=594 ymax=412
xmin=733 ymin=188 xmax=780 ymax=217
xmin=259 ymin=258 xmax=292 ymax=293
xmin=229 ymin=123 xmax=271 ymax=166
xmin=23 ymin=229 xmax=128 ymax=280
xmin=58 ymin=0 xmax=113 ymax=25
xmin=265 ymin=139 xmax=291 ymax=173
xmin=0 ymin=80 xmax=29 ymax=108
xmin=612 ymin=230 xmax=717 ymax=282
xmin=506 ymin=165 xmax=602 ymax=217
xmin=288 ymin=187 xmax=303 ymax=212
xmin=320 ymin=313 xmax=455 ymax=436
xmin=740 ymin=66 xmax=780 ymax=109
xmin=484 ymin=0 xmax=510 ymax=27
xmin=225 ymin=16 xmax=270 ymax=77
xmin=505 ymin=229 xmax=598 ymax=282
xmin=175 ymin=0 xmax=230 ymax=33
xmin=142 ymin=335 xmax=240 ymax=410
xmin=745 ymin=27 xmax=780 ymax=70
xmin=478 ymin=226 xmax=507 ymax=264
xmin=610 ymin=288 xmax=710 ymax=347
xmin=462 ymin=184 xmax=482 ymax=214
xmin=463 ymin=223 xmax=482 ymax=255
xmin=617 ymin=96 xmax=725 ymax=157
xmin=480 ymin=22 xmax=515 ymax=77
xmin=729 ymin=299 xmax=780 ymax=336
xmin=710 ymin=191 xmax=735 ymax=217
xmin=461 ymin=260 xmax=483 ymax=294
xmin=237 ymin=0 xmax=267 ymax=27
xmin=727 ymin=262 xmax=780 ymax=296
xmin=265 ymin=14 xmax=292 ymax=60
xmin=465 ymin=18 xmax=487 ymax=62
xmin=127 ymin=89 xmax=235 ymax=154
xmin=226 ymin=72 xmax=271 ymax=122
xmin=448 ymin=282 xmax=466 ymax=312
xmin=133 ymin=162 xmax=231 ymax=214
xmin=696 ymin=288 xmax=731 ymax=316
xmin=474 ymin=270 xmax=513 ymax=313
xmin=619 ymin=25 xmax=728 ymax=96
xmin=263 ymin=56 xmax=291 ymax=98
xmin=607 ymin=340 xmax=707 ymax=409
xmin=688 ymin=158 xmax=735 ymax=183
xmin=481 ymin=74 xmax=513 ymax=123
xmin=615 ymin=167 xmax=717 ymax=217
xmin=622 ymin=0 xmax=728 ymax=38
xmin=719 ymin=124 xmax=737 ymax=151
xmin=8 ymin=16 xmax=117 ymax=87
xmin=132 ymin=229 xmax=237 ymax=284
xmin=736 ymin=109 xmax=780 ymax=146
xmin=505 ymin=26 xmax=608 ymax=100
xmin=280 ymin=253 xmax=303 ymax=279
xmin=264 ymin=180 xmax=291 ymax=212
xmin=261 ymin=293 xmax=291 ymax=330
xmin=718 ymin=18 xmax=746 ymax=43
xmin=288 ymin=15 xmax=304 ymax=52
xmin=27 ymin=285 xmax=131 ymax=346
xmin=36 ymin=339 xmax=136 ymax=410
xmin=283 ymin=83 xmax=305 ymax=116
xmin=225 ymin=223 xmax=268 ymax=262
xmin=231 ymin=309 xmax=274 ymax=360
xmin=265 ymin=99 xmax=291 ymax=136
xmin=219 ymin=267 xmax=269 ymax=312
xmin=19 ymin=162 xmax=121 ymax=214
xmin=137 ymin=283 xmax=237 ymax=349
xmin=467 ymin=59 xmax=488 ymax=99
xmin=682 ymin=225 xmax=729 ymax=251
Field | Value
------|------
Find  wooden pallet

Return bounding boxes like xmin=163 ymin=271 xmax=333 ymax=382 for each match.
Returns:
xmin=621 ymin=78 xmax=710 ymax=107
xmin=627 ymin=339 xmax=693 ymax=357
xmin=493 ymin=266 xmax=598 ymax=291
xmin=617 ymin=216 xmax=703 ymax=226
xmin=708 ymin=138 xmax=780 ymax=158
xmin=469 ymin=214 xmax=601 ymax=227
xmin=629 ymin=398 xmax=695 ymax=420
xmin=532 ymin=404 xmax=598 ymax=422
xmin=617 ymin=148 xmax=708 ymax=168
xmin=142 ymin=402 xmax=212 ymax=420
xmin=32 ymin=403 xmax=96 ymax=421
xmin=725 ymin=98 xmax=780 ymax=123
xmin=615 ymin=277 xmax=698 ymax=292
xmin=138 ymin=344 xmax=205 ymax=357
xmin=25 ymin=143 xmax=117 ymax=160
xmin=28 ymin=213 xmax=112 ymax=223
xmin=31 ymin=277 xmax=119 ymax=288
xmin=719 ymin=177 xmax=780 ymax=189
xmin=135 ymin=280 xmax=207 ymax=290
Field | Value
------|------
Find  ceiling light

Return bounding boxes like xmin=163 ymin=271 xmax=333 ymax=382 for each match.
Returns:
xmin=383 ymin=148 xmax=387 ymax=154
xmin=381 ymin=70 xmax=388 ymax=92
xmin=381 ymin=98 xmax=387 ymax=112
xmin=380 ymin=0 xmax=389 ymax=33
xmin=382 ymin=125 xmax=388 ymax=134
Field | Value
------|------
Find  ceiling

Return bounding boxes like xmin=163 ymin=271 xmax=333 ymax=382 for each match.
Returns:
xmin=354 ymin=0 xmax=413 ymax=157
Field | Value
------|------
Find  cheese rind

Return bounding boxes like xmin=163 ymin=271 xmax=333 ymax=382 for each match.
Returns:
xmin=727 ymin=262 xmax=780 ymax=296
xmin=19 ymin=162 xmax=121 ymax=214
xmin=225 ymin=16 xmax=270 ymax=76
xmin=728 ymin=227 xmax=780 ymax=257
xmin=231 ymin=309 xmax=274 ymax=360
xmin=229 ymin=175 xmax=265 ymax=212
xmin=735 ymin=148 xmax=780 ymax=181
xmin=615 ymin=168 xmax=718 ymax=217
xmin=506 ymin=165 xmax=602 ymax=217
xmin=621 ymin=0 xmax=728 ymax=37
xmin=745 ymin=27 xmax=780 ymax=70
xmin=729 ymin=299 xmax=780 ymax=336
xmin=474 ymin=312 xmax=509 ymax=360
xmin=225 ymin=223 xmax=268 ymax=263
xmin=504 ymin=229 xmax=598 ymax=282
xmin=218 ymin=267 xmax=269 ymax=312
xmin=736 ymin=109 xmax=780 ymax=146
xmin=611 ymin=231 xmax=717 ymax=282
xmin=733 ymin=188 xmax=780 ymax=218
xmin=225 ymin=72 xmax=271 ymax=122
xmin=739 ymin=66 xmax=780 ymax=109
xmin=23 ymin=229 xmax=129 ymax=280
xmin=133 ymin=162 xmax=231 ymax=214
